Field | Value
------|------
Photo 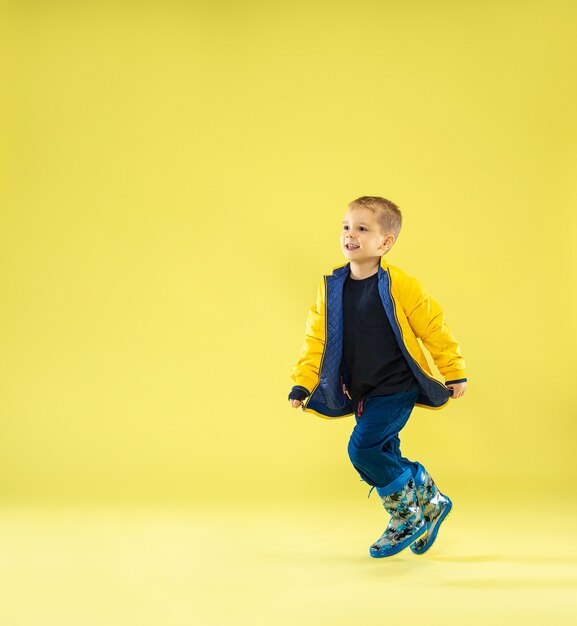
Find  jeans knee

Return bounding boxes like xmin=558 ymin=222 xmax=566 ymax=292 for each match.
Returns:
xmin=347 ymin=438 xmax=365 ymax=466
xmin=348 ymin=440 xmax=379 ymax=467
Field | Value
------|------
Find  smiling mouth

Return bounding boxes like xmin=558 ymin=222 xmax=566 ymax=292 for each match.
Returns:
xmin=345 ymin=244 xmax=360 ymax=250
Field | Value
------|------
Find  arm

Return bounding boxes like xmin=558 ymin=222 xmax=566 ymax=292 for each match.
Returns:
xmin=289 ymin=278 xmax=326 ymax=395
xmin=402 ymin=275 xmax=467 ymax=384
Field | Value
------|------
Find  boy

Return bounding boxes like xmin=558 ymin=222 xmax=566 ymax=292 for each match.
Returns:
xmin=288 ymin=196 xmax=467 ymax=558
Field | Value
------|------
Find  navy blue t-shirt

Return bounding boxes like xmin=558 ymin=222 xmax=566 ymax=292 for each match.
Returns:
xmin=342 ymin=271 xmax=418 ymax=413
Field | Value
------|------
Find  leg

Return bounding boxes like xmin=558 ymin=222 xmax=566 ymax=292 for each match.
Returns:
xmin=345 ymin=387 xmax=427 ymax=558
xmin=382 ymin=432 xmax=421 ymax=486
xmin=347 ymin=387 xmax=420 ymax=491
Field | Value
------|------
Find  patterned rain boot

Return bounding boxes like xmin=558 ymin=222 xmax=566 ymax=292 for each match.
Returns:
xmin=410 ymin=464 xmax=453 ymax=555
xmin=369 ymin=476 xmax=428 ymax=558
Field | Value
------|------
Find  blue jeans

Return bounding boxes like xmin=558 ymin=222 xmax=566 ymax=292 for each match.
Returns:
xmin=347 ymin=386 xmax=423 ymax=496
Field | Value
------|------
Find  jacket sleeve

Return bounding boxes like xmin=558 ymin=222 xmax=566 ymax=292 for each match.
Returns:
xmin=402 ymin=275 xmax=467 ymax=383
xmin=289 ymin=278 xmax=326 ymax=394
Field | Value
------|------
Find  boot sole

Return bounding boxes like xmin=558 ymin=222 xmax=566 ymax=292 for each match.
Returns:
xmin=410 ymin=496 xmax=453 ymax=555
xmin=369 ymin=523 xmax=428 ymax=558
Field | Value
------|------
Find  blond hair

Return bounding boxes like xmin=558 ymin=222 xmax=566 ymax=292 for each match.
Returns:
xmin=347 ymin=196 xmax=402 ymax=240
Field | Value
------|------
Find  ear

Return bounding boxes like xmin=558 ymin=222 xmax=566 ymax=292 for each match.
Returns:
xmin=383 ymin=233 xmax=395 ymax=248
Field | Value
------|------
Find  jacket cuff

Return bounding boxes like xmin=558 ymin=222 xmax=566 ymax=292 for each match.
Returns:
xmin=445 ymin=377 xmax=467 ymax=384
xmin=288 ymin=386 xmax=311 ymax=401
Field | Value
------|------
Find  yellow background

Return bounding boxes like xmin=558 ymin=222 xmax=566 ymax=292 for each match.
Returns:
xmin=1 ymin=1 xmax=576 ymax=624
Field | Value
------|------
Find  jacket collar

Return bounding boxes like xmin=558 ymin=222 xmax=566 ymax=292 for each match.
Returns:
xmin=327 ymin=255 xmax=389 ymax=277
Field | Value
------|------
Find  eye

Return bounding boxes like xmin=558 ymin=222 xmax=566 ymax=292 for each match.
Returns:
xmin=342 ymin=224 xmax=367 ymax=231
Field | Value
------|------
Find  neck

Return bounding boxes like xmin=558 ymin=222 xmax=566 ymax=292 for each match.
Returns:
xmin=349 ymin=259 xmax=381 ymax=280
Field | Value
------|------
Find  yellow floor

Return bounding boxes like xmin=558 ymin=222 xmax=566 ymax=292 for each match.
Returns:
xmin=1 ymin=496 xmax=576 ymax=625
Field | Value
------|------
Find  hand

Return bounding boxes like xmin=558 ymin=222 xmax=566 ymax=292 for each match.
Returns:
xmin=289 ymin=399 xmax=302 ymax=408
xmin=446 ymin=381 xmax=467 ymax=398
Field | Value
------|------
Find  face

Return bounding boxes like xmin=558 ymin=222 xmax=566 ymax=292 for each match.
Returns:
xmin=340 ymin=208 xmax=394 ymax=261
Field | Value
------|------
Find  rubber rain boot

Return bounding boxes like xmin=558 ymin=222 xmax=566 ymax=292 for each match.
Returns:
xmin=369 ymin=477 xmax=427 ymax=558
xmin=410 ymin=464 xmax=453 ymax=555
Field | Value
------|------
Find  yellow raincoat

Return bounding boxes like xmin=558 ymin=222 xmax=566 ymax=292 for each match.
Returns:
xmin=290 ymin=255 xmax=467 ymax=419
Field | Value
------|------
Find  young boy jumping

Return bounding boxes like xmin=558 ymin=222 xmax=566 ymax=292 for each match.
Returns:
xmin=288 ymin=196 xmax=467 ymax=558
